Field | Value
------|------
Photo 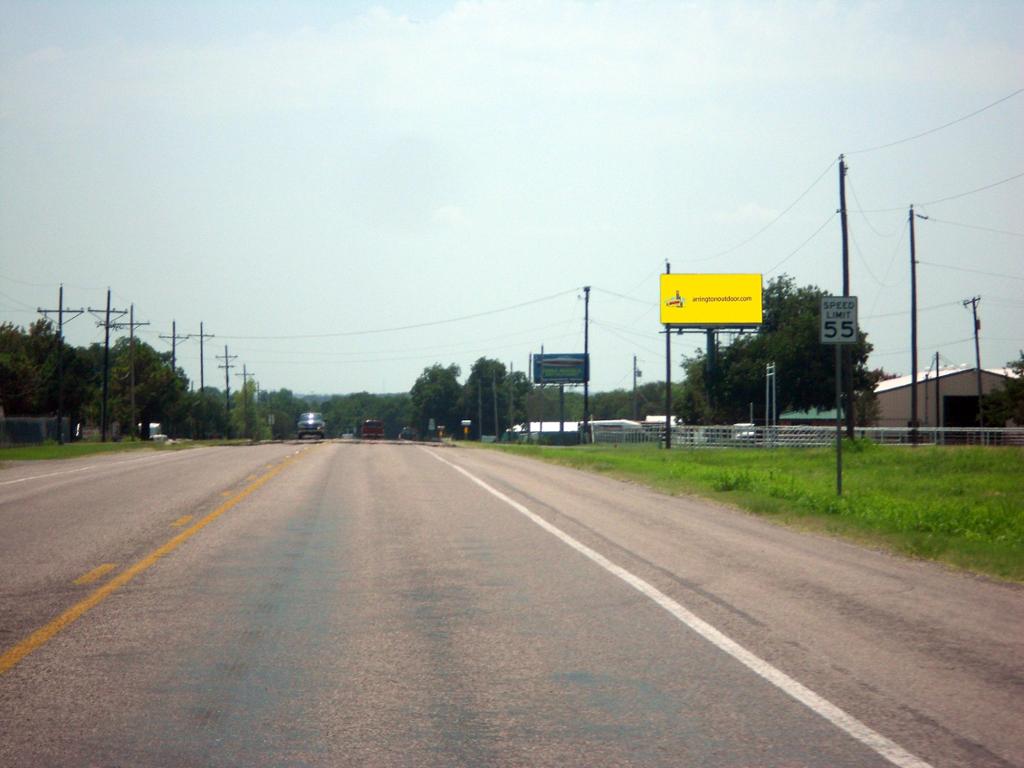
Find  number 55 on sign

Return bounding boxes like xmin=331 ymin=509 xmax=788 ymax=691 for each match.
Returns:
xmin=820 ymin=296 xmax=858 ymax=344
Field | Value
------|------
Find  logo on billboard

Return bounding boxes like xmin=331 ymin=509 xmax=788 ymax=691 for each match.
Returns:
xmin=665 ymin=290 xmax=685 ymax=309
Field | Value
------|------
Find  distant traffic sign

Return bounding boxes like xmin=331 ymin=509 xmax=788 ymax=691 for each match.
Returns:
xmin=820 ymin=296 xmax=858 ymax=344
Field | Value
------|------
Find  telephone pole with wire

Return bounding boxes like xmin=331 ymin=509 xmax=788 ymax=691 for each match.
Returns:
xmin=236 ymin=364 xmax=255 ymax=439
xmin=37 ymin=285 xmax=84 ymax=444
xmin=838 ymin=155 xmax=855 ymax=438
xmin=111 ymin=305 xmax=150 ymax=439
xmin=193 ymin=322 xmax=215 ymax=392
xmin=159 ymin=320 xmax=188 ymax=374
xmin=963 ymin=296 xmax=984 ymax=428
xmin=88 ymin=289 xmax=127 ymax=442
xmin=908 ymin=206 xmax=928 ymax=444
xmin=632 ymin=355 xmax=641 ymax=421
xmin=217 ymin=345 xmax=237 ymax=436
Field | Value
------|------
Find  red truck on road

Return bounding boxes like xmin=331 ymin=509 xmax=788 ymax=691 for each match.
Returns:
xmin=360 ymin=419 xmax=384 ymax=440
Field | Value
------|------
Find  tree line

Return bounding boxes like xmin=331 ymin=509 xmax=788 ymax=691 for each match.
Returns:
xmin=4 ymin=275 xmax=1019 ymax=441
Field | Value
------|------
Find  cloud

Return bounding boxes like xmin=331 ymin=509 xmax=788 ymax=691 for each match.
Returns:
xmin=6 ymin=1 xmax=1021 ymax=131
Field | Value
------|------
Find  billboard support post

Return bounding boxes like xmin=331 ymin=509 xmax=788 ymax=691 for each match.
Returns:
xmin=583 ymin=286 xmax=590 ymax=443
xmin=559 ymin=384 xmax=565 ymax=436
xmin=664 ymin=262 xmax=672 ymax=451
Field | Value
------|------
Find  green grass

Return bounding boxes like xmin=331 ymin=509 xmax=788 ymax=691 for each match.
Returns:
xmin=0 ymin=439 xmax=208 ymax=462
xmin=492 ymin=442 xmax=1024 ymax=581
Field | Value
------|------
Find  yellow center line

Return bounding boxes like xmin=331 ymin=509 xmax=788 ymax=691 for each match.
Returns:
xmin=171 ymin=515 xmax=194 ymax=528
xmin=73 ymin=563 xmax=117 ymax=586
xmin=0 ymin=452 xmax=305 ymax=676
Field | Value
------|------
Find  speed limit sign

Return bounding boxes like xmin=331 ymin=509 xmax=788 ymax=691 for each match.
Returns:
xmin=820 ymin=296 xmax=858 ymax=344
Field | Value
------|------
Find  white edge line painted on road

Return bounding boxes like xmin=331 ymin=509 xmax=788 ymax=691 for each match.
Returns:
xmin=0 ymin=450 xmax=197 ymax=487
xmin=424 ymin=448 xmax=934 ymax=768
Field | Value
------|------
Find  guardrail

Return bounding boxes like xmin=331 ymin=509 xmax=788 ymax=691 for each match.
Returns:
xmin=591 ymin=424 xmax=1024 ymax=448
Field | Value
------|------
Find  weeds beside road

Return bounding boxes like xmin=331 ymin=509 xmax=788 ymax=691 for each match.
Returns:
xmin=0 ymin=439 xmax=246 ymax=463
xmin=496 ymin=442 xmax=1024 ymax=581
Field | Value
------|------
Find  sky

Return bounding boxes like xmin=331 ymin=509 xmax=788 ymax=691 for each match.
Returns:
xmin=2 ymin=0 xmax=1022 ymax=397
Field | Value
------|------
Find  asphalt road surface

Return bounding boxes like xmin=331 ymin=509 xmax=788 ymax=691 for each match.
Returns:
xmin=1 ymin=442 xmax=1021 ymax=767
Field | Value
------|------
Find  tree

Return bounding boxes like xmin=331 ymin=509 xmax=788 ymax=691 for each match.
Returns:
xmin=410 ymin=364 xmax=462 ymax=437
xmin=108 ymin=338 xmax=187 ymax=438
xmin=189 ymin=388 xmax=229 ymax=439
xmin=0 ymin=320 xmax=53 ymax=415
xmin=461 ymin=358 xmax=509 ymax=439
xmin=525 ymin=386 xmax=583 ymax=426
xmin=590 ymin=381 xmax=669 ymax=421
xmin=262 ymin=388 xmax=305 ymax=440
xmin=982 ymin=353 xmax=1024 ymax=426
xmin=676 ymin=275 xmax=874 ymax=424
xmin=0 ymin=321 xmax=99 ymax=431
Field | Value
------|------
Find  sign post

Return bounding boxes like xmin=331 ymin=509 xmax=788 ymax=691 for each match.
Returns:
xmin=821 ymin=296 xmax=858 ymax=495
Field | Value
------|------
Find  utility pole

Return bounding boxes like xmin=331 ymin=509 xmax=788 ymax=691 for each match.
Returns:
xmin=217 ymin=345 xmax=237 ymax=436
xmin=477 ymin=373 xmax=483 ymax=441
xmin=632 ymin=355 xmax=641 ymax=421
xmin=839 ymin=155 xmax=855 ymax=438
xmin=492 ymin=368 xmax=499 ymax=441
xmin=159 ymin=320 xmax=188 ymax=374
xmin=908 ymin=206 xmax=927 ymax=444
xmin=37 ymin=285 xmax=84 ymax=444
xmin=664 ymin=261 xmax=673 ymax=450
xmin=236 ymin=364 xmax=255 ymax=440
xmin=508 ymin=362 xmax=515 ymax=439
xmin=88 ymin=289 xmax=127 ymax=442
xmin=112 ymin=304 xmax=149 ymax=439
xmin=194 ymin=322 xmax=215 ymax=392
xmin=583 ymin=285 xmax=590 ymax=442
xmin=963 ymin=296 xmax=984 ymax=428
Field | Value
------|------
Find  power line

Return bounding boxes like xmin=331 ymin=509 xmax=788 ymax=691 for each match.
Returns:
xmin=765 ymin=212 xmax=837 ymax=275
xmin=921 ymin=170 xmax=1024 ymax=207
xmin=217 ymin=288 xmax=578 ymax=340
xmin=848 ymin=230 xmax=887 ymax=287
xmin=917 ymin=261 xmax=1024 ymax=282
xmin=846 ymin=177 xmax=901 ymax=237
xmin=592 ymin=287 xmax=650 ymax=305
xmin=862 ymin=301 xmax=961 ymax=320
xmin=925 ymin=216 xmax=1024 ymax=238
xmin=859 ymin=171 xmax=1024 ymax=213
xmin=0 ymin=273 xmax=57 ymax=288
xmin=688 ymin=159 xmax=837 ymax=263
xmin=872 ymin=337 xmax=975 ymax=357
xmin=846 ymin=87 xmax=1024 ymax=155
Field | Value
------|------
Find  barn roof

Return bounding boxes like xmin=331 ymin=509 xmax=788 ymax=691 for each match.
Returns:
xmin=875 ymin=367 xmax=1015 ymax=394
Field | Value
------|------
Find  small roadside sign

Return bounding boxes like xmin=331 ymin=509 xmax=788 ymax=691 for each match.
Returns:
xmin=821 ymin=296 xmax=858 ymax=344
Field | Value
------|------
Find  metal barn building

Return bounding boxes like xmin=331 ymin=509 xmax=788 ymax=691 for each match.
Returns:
xmin=873 ymin=367 xmax=1016 ymax=428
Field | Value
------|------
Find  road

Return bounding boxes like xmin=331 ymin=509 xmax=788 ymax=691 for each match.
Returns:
xmin=0 ymin=442 xmax=1021 ymax=767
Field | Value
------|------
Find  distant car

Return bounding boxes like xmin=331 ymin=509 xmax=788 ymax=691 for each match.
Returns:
xmin=360 ymin=419 xmax=384 ymax=440
xmin=399 ymin=426 xmax=418 ymax=441
xmin=732 ymin=423 xmax=757 ymax=441
xmin=297 ymin=412 xmax=326 ymax=440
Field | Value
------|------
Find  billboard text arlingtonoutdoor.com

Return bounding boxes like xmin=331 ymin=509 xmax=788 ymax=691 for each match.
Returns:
xmin=660 ymin=274 xmax=763 ymax=327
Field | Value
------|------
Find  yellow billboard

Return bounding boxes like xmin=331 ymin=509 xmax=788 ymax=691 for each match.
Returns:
xmin=660 ymin=273 xmax=763 ymax=327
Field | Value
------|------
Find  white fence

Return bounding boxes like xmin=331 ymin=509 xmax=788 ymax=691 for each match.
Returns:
xmin=591 ymin=423 xmax=1024 ymax=448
